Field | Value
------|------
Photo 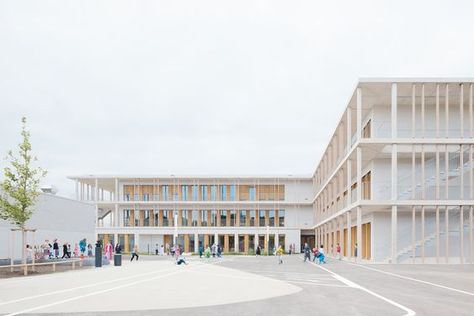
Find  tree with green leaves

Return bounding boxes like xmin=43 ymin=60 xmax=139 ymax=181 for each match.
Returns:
xmin=0 ymin=117 xmax=47 ymax=264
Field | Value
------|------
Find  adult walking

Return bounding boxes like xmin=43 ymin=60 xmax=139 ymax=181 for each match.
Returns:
xmin=256 ymin=245 xmax=261 ymax=256
xmin=303 ymin=243 xmax=311 ymax=262
xmin=53 ymin=239 xmax=59 ymax=258
xmin=318 ymin=245 xmax=326 ymax=264
xmin=131 ymin=245 xmax=139 ymax=261
xmin=61 ymin=242 xmax=70 ymax=259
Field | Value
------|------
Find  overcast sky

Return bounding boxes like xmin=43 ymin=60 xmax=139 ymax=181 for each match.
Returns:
xmin=1 ymin=0 xmax=474 ymax=199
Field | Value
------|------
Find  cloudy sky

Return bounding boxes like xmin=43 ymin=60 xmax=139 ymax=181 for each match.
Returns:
xmin=1 ymin=0 xmax=473 ymax=198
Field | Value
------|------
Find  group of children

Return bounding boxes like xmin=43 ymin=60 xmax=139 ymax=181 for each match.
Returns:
xmin=28 ymin=238 xmax=94 ymax=260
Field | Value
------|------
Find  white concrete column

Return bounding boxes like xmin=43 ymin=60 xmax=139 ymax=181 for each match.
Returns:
xmin=234 ymin=233 xmax=239 ymax=253
xmin=391 ymin=205 xmax=397 ymax=263
xmin=436 ymin=84 xmax=440 ymax=137
xmin=460 ymin=84 xmax=464 ymax=138
xmin=134 ymin=234 xmax=140 ymax=248
xmin=275 ymin=233 xmax=279 ymax=249
xmin=347 ymin=108 xmax=352 ymax=152
xmin=436 ymin=206 xmax=440 ymax=263
xmin=460 ymin=206 xmax=464 ymax=264
xmin=214 ymin=233 xmax=218 ymax=246
xmin=411 ymin=206 xmax=416 ymax=264
xmin=346 ymin=211 xmax=352 ymax=258
xmin=421 ymin=206 xmax=425 ymax=263
xmin=194 ymin=233 xmax=199 ymax=253
xmin=95 ymin=178 xmax=99 ymax=202
xmin=412 ymin=84 xmax=416 ymax=138
xmin=357 ymin=87 xmax=362 ymax=140
xmin=392 ymin=144 xmax=398 ymax=200
xmin=391 ymin=83 xmax=397 ymax=138
xmin=114 ymin=204 xmax=119 ymax=227
xmin=75 ymin=180 xmax=79 ymax=200
xmin=445 ymin=206 xmax=449 ymax=263
xmin=356 ymin=206 xmax=362 ymax=261
xmin=347 ymin=159 xmax=352 ymax=205
xmin=254 ymin=233 xmax=258 ymax=250
xmin=445 ymin=84 xmax=450 ymax=137
xmin=115 ymin=178 xmax=119 ymax=202
xmin=114 ymin=233 xmax=118 ymax=246
xmin=421 ymin=84 xmax=425 ymax=137
xmin=357 ymin=147 xmax=362 ymax=201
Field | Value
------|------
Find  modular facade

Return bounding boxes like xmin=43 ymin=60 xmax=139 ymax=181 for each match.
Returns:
xmin=70 ymin=78 xmax=474 ymax=263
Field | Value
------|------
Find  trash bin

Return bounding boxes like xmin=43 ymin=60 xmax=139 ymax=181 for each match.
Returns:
xmin=114 ymin=254 xmax=122 ymax=266
xmin=95 ymin=246 xmax=102 ymax=267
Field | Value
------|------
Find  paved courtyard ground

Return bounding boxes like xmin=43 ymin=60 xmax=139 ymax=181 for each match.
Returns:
xmin=0 ymin=255 xmax=473 ymax=316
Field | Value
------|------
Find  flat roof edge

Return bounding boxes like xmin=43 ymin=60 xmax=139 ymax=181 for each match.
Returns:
xmin=358 ymin=77 xmax=474 ymax=83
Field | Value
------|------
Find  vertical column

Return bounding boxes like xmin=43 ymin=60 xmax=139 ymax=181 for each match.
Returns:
xmin=460 ymin=206 xmax=464 ymax=264
xmin=75 ymin=180 xmax=79 ymax=200
xmin=115 ymin=178 xmax=119 ymax=202
xmin=95 ymin=178 xmax=99 ymax=202
xmin=114 ymin=204 xmax=119 ymax=227
xmin=357 ymin=207 xmax=362 ymax=261
xmin=357 ymin=147 xmax=362 ymax=201
xmin=214 ymin=233 xmax=219 ymax=246
xmin=436 ymin=206 xmax=440 ymax=263
xmin=412 ymin=206 xmax=416 ymax=264
xmin=339 ymin=215 xmax=344 ymax=258
xmin=134 ymin=234 xmax=140 ymax=250
xmin=412 ymin=84 xmax=416 ymax=138
xmin=254 ymin=233 xmax=258 ymax=251
xmin=184 ymin=234 xmax=190 ymax=253
xmin=445 ymin=84 xmax=450 ymax=137
xmin=436 ymin=84 xmax=440 ymax=138
xmin=347 ymin=159 xmax=352 ymax=205
xmin=357 ymin=87 xmax=362 ymax=140
xmin=421 ymin=84 xmax=425 ymax=137
xmin=194 ymin=233 xmax=199 ymax=253
xmin=421 ymin=206 xmax=425 ymax=263
xmin=445 ymin=206 xmax=449 ymax=263
xmin=391 ymin=140 xmax=398 ymax=263
xmin=234 ymin=233 xmax=239 ymax=253
xmin=460 ymin=84 xmax=464 ymax=138
xmin=392 ymin=83 xmax=397 ymax=138
xmin=114 ymin=233 xmax=118 ymax=248
xmin=347 ymin=211 xmax=352 ymax=258
xmin=347 ymin=108 xmax=352 ymax=153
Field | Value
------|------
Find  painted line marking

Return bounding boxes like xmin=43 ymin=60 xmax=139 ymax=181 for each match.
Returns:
xmin=287 ymin=280 xmax=350 ymax=287
xmin=4 ymin=259 xmax=229 ymax=316
xmin=342 ymin=261 xmax=474 ymax=296
xmin=306 ymin=260 xmax=416 ymax=316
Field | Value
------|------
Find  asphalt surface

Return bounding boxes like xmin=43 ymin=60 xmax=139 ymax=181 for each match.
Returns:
xmin=0 ymin=255 xmax=473 ymax=316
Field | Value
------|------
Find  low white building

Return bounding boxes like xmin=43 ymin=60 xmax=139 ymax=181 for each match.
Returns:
xmin=0 ymin=190 xmax=95 ymax=260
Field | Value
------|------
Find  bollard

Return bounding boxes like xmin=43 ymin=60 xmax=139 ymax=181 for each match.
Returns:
xmin=23 ymin=264 xmax=27 ymax=276
xmin=114 ymin=254 xmax=122 ymax=266
xmin=72 ymin=261 xmax=75 ymax=270
xmin=95 ymin=246 xmax=103 ymax=267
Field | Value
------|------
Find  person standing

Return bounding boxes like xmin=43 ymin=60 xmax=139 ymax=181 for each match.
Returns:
xmin=354 ymin=243 xmax=358 ymax=262
xmin=131 ymin=245 xmax=139 ymax=261
xmin=155 ymin=244 xmax=159 ymax=255
xmin=336 ymin=243 xmax=341 ymax=260
xmin=217 ymin=244 xmax=222 ymax=258
xmin=160 ymin=244 xmax=164 ymax=256
xmin=198 ymin=245 xmax=203 ymax=258
xmin=105 ymin=242 xmax=114 ymax=261
xmin=303 ymin=243 xmax=311 ymax=262
xmin=115 ymin=242 xmax=122 ymax=254
xmin=53 ymin=239 xmax=59 ymax=258
xmin=256 ymin=245 xmax=261 ymax=256
xmin=276 ymin=245 xmax=284 ymax=264
xmin=204 ymin=245 xmax=211 ymax=258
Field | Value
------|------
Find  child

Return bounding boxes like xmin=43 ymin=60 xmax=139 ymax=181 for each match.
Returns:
xmin=276 ymin=245 xmax=284 ymax=264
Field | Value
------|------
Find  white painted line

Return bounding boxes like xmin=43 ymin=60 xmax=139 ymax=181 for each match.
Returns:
xmin=342 ymin=261 xmax=474 ymax=297
xmin=0 ymin=265 xmax=178 ymax=306
xmin=4 ymin=260 xmax=227 ymax=316
xmin=287 ymin=281 xmax=350 ymax=287
xmin=308 ymin=262 xmax=416 ymax=316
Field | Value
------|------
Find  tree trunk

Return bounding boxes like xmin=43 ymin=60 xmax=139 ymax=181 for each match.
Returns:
xmin=21 ymin=228 xmax=26 ymax=265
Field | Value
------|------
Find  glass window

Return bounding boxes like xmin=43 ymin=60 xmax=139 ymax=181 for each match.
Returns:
xmin=143 ymin=210 xmax=150 ymax=226
xmin=143 ymin=194 xmax=149 ymax=201
xmin=249 ymin=187 xmax=256 ymax=201
xmin=259 ymin=210 xmax=266 ymax=227
xmin=181 ymin=210 xmax=188 ymax=226
xmin=154 ymin=211 xmax=159 ymax=226
xmin=269 ymin=210 xmax=275 ymax=226
xmin=124 ymin=194 xmax=130 ymax=201
xmin=181 ymin=186 xmax=188 ymax=201
xmin=163 ymin=210 xmax=169 ymax=226
xmin=230 ymin=185 xmax=236 ymax=201
xmin=249 ymin=210 xmax=256 ymax=226
xmin=220 ymin=185 xmax=227 ymax=201
xmin=123 ymin=209 xmax=131 ymax=227
xmin=210 ymin=185 xmax=217 ymax=201
xmin=161 ymin=186 xmax=169 ymax=201
xmin=211 ymin=210 xmax=217 ymax=226
xmin=201 ymin=185 xmax=207 ymax=201
xmin=220 ymin=210 xmax=227 ymax=226
xmin=192 ymin=210 xmax=198 ymax=226
xmin=192 ymin=185 xmax=198 ymax=201
xmin=239 ymin=210 xmax=246 ymax=226
xmin=201 ymin=210 xmax=208 ymax=226
xmin=230 ymin=210 xmax=236 ymax=226
xmin=278 ymin=209 xmax=285 ymax=227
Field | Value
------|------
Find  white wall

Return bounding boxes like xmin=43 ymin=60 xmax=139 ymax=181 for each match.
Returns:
xmin=0 ymin=193 xmax=95 ymax=259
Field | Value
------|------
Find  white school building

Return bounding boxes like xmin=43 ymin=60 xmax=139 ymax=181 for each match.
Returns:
xmin=70 ymin=78 xmax=474 ymax=263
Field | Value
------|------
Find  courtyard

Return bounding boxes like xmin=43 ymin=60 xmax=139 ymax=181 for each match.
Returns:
xmin=0 ymin=255 xmax=473 ymax=316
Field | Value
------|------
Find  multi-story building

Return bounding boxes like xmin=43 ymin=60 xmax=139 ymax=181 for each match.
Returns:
xmin=67 ymin=176 xmax=314 ymax=254
xmin=70 ymin=78 xmax=474 ymax=263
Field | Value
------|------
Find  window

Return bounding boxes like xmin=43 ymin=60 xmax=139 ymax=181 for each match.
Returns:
xmin=211 ymin=210 xmax=217 ymax=226
xmin=363 ymin=119 xmax=371 ymax=138
xmin=201 ymin=185 xmax=207 ymax=201
xmin=181 ymin=210 xmax=188 ymax=226
xmin=123 ymin=210 xmax=131 ymax=227
xmin=201 ymin=210 xmax=208 ymax=226
xmin=229 ymin=210 xmax=236 ymax=226
xmin=220 ymin=185 xmax=227 ymax=200
xmin=249 ymin=187 xmax=256 ymax=201
xmin=269 ymin=210 xmax=275 ymax=226
xmin=249 ymin=210 xmax=256 ymax=226
xmin=154 ymin=211 xmax=159 ymax=226
xmin=259 ymin=210 xmax=266 ymax=227
xmin=143 ymin=194 xmax=149 ymax=201
xmin=210 ymin=185 xmax=217 ymax=201
xmin=181 ymin=186 xmax=188 ymax=201
xmin=161 ymin=186 xmax=169 ymax=201
xmin=163 ymin=210 xmax=169 ymax=226
xmin=239 ymin=210 xmax=246 ymax=226
xmin=191 ymin=210 xmax=198 ymax=226
xmin=124 ymin=194 xmax=130 ymax=201
xmin=143 ymin=210 xmax=150 ymax=226
xmin=278 ymin=210 xmax=285 ymax=227
xmin=192 ymin=185 xmax=198 ymax=201
xmin=220 ymin=210 xmax=227 ymax=226
xmin=230 ymin=185 xmax=236 ymax=201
